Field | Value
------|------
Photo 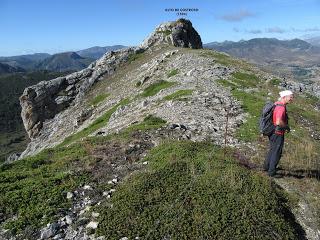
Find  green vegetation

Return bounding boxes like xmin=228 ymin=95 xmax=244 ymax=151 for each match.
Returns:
xmin=200 ymin=51 xmax=235 ymax=67
xmin=135 ymin=81 xmax=142 ymax=87
xmin=156 ymin=30 xmax=172 ymax=36
xmin=217 ymin=72 xmax=264 ymax=142
xmin=0 ymin=114 xmax=166 ymax=236
xmin=97 ymin=141 xmax=299 ymax=239
xmin=141 ymin=80 xmax=176 ymax=97
xmin=89 ymin=93 xmax=110 ymax=106
xmin=121 ymin=115 xmax=166 ymax=137
xmin=163 ymin=89 xmax=193 ymax=101
xmin=167 ymin=69 xmax=179 ymax=78
xmin=127 ymin=52 xmax=144 ymax=64
xmin=87 ymin=114 xmax=167 ymax=145
xmin=199 ymin=50 xmax=251 ymax=71
xmin=61 ymin=98 xmax=130 ymax=146
xmin=304 ymin=92 xmax=320 ymax=106
xmin=0 ymin=143 xmax=89 ymax=235
xmin=231 ymin=72 xmax=260 ymax=88
xmin=270 ymin=78 xmax=281 ymax=86
xmin=232 ymin=90 xmax=265 ymax=141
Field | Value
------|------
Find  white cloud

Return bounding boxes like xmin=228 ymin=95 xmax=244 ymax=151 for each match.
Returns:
xmin=220 ymin=10 xmax=255 ymax=22
xmin=266 ymin=27 xmax=286 ymax=33
xmin=247 ymin=29 xmax=262 ymax=34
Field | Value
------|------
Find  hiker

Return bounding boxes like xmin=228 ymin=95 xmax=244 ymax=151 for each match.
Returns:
xmin=264 ymin=90 xmax=294 ymax=177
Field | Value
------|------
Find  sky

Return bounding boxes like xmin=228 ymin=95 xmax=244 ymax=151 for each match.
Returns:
xmin=1 ymin=0 xmax=320 ymax=56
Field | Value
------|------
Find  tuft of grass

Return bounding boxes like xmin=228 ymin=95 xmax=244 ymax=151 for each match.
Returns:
xmin=270 ymin=78 xmax=281 ymax=86
xmin=231 ymin=72 xmax=261 ymax=88
xmin=96 ymin=141 xmax=300 ymax=239
xmin=163 ymin=89 xmax=193 ymax=101
xmin=89 ymin=93 xmax=110 ymax=106
xmin=303 ymin=93 xmax=320 ymax=106
xmin=156 ymin=30 xmax=172 ymax=36
xmin=122 ymin=115 xmax=166 ymax=135
xmin=61 ymin=98 xmax=130 ymax=146
xmin=217 ymin=79 xmax=237 ymax=88
xmin=0 ymin=144 xmax=89 ymax=235
xmin=199 ymin=50 xmax=251 ymax=70
xmin=141 ymin=80 xmax=176 ymax=97
xmin=135 ymin=81 xmax=142 ymax=87
xmin=127 ymin=52 xmax=144 ymax=64
xmin=200 ymin=51 xmax=234 ymax=66
xmin=167 ymin=69 xmax=179 ymax=78
xmin=87 ymin=115 xmax=167 ymax=144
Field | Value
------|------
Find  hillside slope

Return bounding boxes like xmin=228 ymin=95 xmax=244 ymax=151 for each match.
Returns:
xmin=0 ymin=19 xmax=319 ymax=240
xmin=36 ymin=52 xmax=93 ymax=72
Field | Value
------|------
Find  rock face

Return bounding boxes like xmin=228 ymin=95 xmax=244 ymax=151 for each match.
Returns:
xmin=20 ymin=18 xmax=201 ymax=140
xmin=20 ymin=47 xmax=139 ymax=139
xmin=140 ymin=18 xmax=202 ymax=49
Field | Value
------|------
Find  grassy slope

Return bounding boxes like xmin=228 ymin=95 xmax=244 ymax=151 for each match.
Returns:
xmin=97 ymin=141 xmax=300 ymax=239
xmin=1 ymin=46 xmax=318 ymax=238
xmin=206 ymin=49 xmax=320 ymax=230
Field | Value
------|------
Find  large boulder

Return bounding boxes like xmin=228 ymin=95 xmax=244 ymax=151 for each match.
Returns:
xmin=140 ymin=18 xmax=202 ymax=49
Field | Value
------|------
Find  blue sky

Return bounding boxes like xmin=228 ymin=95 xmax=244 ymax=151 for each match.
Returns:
xmin=1 ymin=0 xmax=320 ymax=56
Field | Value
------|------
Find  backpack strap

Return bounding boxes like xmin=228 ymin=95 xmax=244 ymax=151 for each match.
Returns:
xmin=274 ymin=103 xmax=288 ymax=121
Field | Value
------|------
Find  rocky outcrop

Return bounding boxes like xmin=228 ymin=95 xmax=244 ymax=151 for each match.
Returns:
xmin=140 ymin=18 xmax=202 ymax=49
xmin=20 ymin=47 xmax=139 ymax=139
xmin=20 ymin=19 xmax=202 ymax=140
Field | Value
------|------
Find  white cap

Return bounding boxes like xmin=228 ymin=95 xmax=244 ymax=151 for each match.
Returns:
xmin=279 ymin=90 xmax=293 ymax=97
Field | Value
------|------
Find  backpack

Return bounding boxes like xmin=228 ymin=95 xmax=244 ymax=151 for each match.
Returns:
xmin=259 ymin=102 xmax=284 ymax=136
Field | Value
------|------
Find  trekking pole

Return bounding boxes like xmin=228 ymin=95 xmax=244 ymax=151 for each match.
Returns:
xmin=224 ymin=104 xmax=230 ymax=159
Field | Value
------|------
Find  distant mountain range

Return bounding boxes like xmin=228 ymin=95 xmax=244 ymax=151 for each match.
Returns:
xmin=36 ymin=52 xmax=93 ymax=72
xmin=204 ymin=38 xmax=320 ymax=80
xmin=0 ymin=62 xmax=25 ymax=74
xmin=0 ymin=45 xmax=126 ymax=73
xmin=76 ymin=45 xmax=126 ymax=59
xmin=304 ymin=36 xmax=320 ymax=47
xmin=204 ymin=38 xmax=320 ymax=66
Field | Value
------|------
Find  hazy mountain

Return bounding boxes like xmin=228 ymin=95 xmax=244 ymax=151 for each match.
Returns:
xmin=36 ymin=52 xmax=94 ymax=72
xmin=0 ymin=62 xmax=25 ymax=74
xmin=0 ymin=53 xmax=50 ymax=70
xmin=76 ymin=45 xmax=126 ymax=59
xmin=204 ymin=38 xmax=320 ymax=80
xmin=304 ymin=36 xmax=320 ymax=47
xmin=204 ymin=38 xmax=320 ymax=66
xmin=0 ymin=46 xmax=126 ymax=72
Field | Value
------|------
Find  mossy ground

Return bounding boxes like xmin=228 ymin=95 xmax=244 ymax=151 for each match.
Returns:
xmin=96 ymin=141 xmax=301 ymax=239
xmin=0 ymin=143 xmax=89 ymax=235
xmin=0 ymin=115 xmax=166 ymax=236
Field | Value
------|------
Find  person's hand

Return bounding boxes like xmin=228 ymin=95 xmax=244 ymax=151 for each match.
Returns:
xmin=275 ymin=125 xmax=282 ymax=132
xmin=286 ymin=126 xmax=291 ymax=133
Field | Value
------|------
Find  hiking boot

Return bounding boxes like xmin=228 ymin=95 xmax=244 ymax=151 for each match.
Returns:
xmin=268 ymin=173 xmax=283 ymax=178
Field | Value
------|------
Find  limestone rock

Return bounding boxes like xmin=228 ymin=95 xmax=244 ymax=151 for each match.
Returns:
xmin=140 ymin=18 xmax=202 ymax=49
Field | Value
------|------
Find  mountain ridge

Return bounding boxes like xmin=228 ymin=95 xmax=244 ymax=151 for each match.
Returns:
xmin=1 ymin=19 xmax=319 ymax=240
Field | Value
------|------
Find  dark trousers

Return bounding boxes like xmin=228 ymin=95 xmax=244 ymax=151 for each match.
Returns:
xmin=264 ymin=133 xmax=284 ymax=176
